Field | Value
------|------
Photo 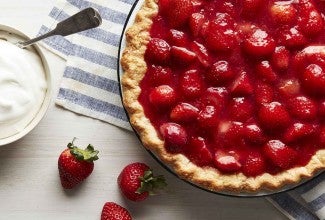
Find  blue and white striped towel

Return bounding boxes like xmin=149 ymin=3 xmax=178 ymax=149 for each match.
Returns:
xmin=39 ymin=0 xmax=324 ymax=219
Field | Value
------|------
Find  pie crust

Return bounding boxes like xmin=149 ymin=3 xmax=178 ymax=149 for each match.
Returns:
xmin=121 ymin=0 xmax=325 ymax=192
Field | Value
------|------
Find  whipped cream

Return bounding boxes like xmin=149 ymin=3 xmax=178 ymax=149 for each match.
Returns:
xmin=0 ymin=39 xmax=47 ymax=139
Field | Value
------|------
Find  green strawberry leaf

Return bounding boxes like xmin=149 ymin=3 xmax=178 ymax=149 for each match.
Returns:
xmin=68 ymin=138 xmax=99 ymax=162
xmin=136 ymin=169 xmax=167 ymax=195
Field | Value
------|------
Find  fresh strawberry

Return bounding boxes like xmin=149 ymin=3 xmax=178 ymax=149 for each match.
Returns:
xmin=165 ymin=0 xmax=193 ymax=28
xmin=168 ymin=29 xmax=188 ymax=46
xmin=58 ymin=139 xmax=99 ymax=189
xmin=241 ymin=0 xmax=263 ymax=17
xmin=302 ymin=64 xmax=325 ymax=95
xmin=243 ymin=28 xmax=276 ymax=57
xmin=145 ymin=38 xmax=170 ymax=64
xmin=258 ymin=102 xmax=291 ymax=131
xmin=269 ymin=2 xmax=297 ymax=24
xmin=298 ymin=8 xmax=324 ymax=36
xmin=147 ymin=65 xmax=172 ymax=85
xmin=160 ymin=122 xmax=188 ymax=152
xmin=255 ymin=82 xmax=274 ymax=104
xmin=170 ymin=102 xmax=199 ymax=123
xmin=230 ymin=71 xmax=253 ymax=96
xmin=171 ymin=46 xmax=197 ymax=64
xmin=117 ymin=163 xmax=167 ymax=202
xmin=149 ymin=85 xmax=177 ymax=108
xmin=214 ymin=150 xmax=241 ymax=173
xmin=278 ymin=79 xmax=301 ymax=97
xmin=189 ymin=13 xmax=206 ymax=37
xmin=202 ymin=87 xmax=228 ymax=108
xmin=228 ymin=97 xmax=254 ymax=122
xmin=243 ymin=123 xmax=267 ymax=144
xmin=271 ymin=46 xmax=290 ymax=70
xmin=205 ymin=13 xmax=237 ymax=51
xmin=191 ymin=41 xmax=211 ymax=67
xmin=197 ymin=105 xmax=220 ymax=128
xmin=263 ymin=140 xmax=298 ymax=169
xmin=101 ymin=202 xmax=132 ymax=220
xmin=158 ymin=0 xmax=170 ymax=15
xmin=180 ymin=69 xmax=205 ymax=98
xmin=287 ymin=96 xmax=317 ymax=120
xmin=217 ymin=121 xmax=244 ymax=147
xmin=283 ymin=123 xmax=319 ymax=143
xmin=277 ymin=26 xmax=307 ymax=48
xmin=187 ymin=137 xmax=213 ymax=166
xmin=242 ymin=152 xmax=265 ymax=176
xmin=255 ymin=61 xmax=277 ymax=83
xmin=206 ymin=60 xmax=235 ymax=86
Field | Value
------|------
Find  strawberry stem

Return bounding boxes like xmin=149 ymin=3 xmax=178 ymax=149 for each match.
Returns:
xmin=67 ymin=138 xmax=99 ymax=162
xmin=136 ymin=170 xmax=167 ymax=195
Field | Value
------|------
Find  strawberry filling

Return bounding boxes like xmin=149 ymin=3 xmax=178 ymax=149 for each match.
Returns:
xmin=138 ymin=0 xmax=325 ymax=176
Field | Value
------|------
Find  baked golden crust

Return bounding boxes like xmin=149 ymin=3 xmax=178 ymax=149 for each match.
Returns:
xmin=121 ymin=0 xmax=325 ymax=193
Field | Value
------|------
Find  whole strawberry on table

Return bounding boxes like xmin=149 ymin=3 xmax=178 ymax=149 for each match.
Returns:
xmin=118 ymin=162 xmax=167 ymax=202
xmin=58 ymin=138 xmax=99 ymax=189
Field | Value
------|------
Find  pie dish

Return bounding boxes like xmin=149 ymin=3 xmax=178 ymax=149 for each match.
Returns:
xmin=121 ymin=0 xmax=325 ymax=192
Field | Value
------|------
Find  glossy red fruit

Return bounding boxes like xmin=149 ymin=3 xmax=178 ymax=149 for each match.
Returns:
xmin=319 ymin=126 xmax=325 ymax=146
xmin=206 ymin=60 xmax=235 ymax=85
xmin=145 ymin=38 xmax=170 ymax=64
xmin=202 ymin=87 xmax=228 ymax=108
xmin=170 ymin=102 xmax=199 ymax=123
xmin=228 ymin=97 xmax=254 ymax=122
xmin=160 ymin=122 xmax=188 ymax=151
xmin=180 ymin=69 xmax=205 ymax=98
xmin=243 ymin=123 xmax=267 ymax=144
xmin=191 ymin=41 xmax=211 ymax=67
xmin=255 ymin=82 xmax=274 ymax=104
xmin=283 ymin=123 xmax=319 ymax=143
xmin=298 ymin=9 xmax=324 ymax=36
xmin=214 ymin=150 xmax=241 ymax=173
xmin=230 ymin=71 xmax=253 ymax=96
xmin=263 ymin=140 xmax=297 ymax=169
xmin=287 ymin=96 xmax=317 ymax=120
xmin=302 ymin=64 xmax=325 ymax=95
xmin=58 ymin=139 xmax=99 ymax=189
xmin=270 ymin=2 xmax=296 ymax=24
xmin=165 ymin=0 xmax=193 ymax=28
xmin=242 ymin=152 xmax=266 ymax=176
xmin=197 ymin=105 xmax=220 ymax=128
xmin=255 ymin=61 xmax=277 ymax=83
xmin=271 ymin=46 xmax=290 ymax=70
xmin=118 ymin=163 xmax=167 ymax=202
xmin=189 ymin=13 xmax=206 ymax=37
xmin=277 ymin=26 xmax=307 ymax=48
xmin=318 ymin=101 xmax=325 ymax=118
xmin=217 ymin=121 xmax=244 ymax=146
xmin=243 ymin=28 xmax=276 ymax=57
xmin=168 ymin=29 xmax=188 ymax=46
xmin=205 ymin=13 xmax=237 ymax=51
xmin=171 ymin=46 xmax=197 ymax=63
xmin=101 ymin=202 xmax=132 ymax=220
xmin=258 ymin=102 xmax=291 ymax=131
xmin=241 ymin=0 xmax=263 ymax=17
xmin=278 ymin=79 xmax=301 ymax=98
xmin=187 ymin=137 xmax=213 ymax=166
xmin=148 ymin=65 xmax=172 ymax=85
xmin=149 ymin=85 xmax=177 ymax=108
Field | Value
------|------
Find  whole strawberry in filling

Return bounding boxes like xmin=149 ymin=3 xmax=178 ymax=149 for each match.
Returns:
xmin=139 ymin=0 xmax=325 ymax=177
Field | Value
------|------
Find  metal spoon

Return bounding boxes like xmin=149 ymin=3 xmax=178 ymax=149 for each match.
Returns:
xmin=16 ymin=7 xmax=102 ymax=48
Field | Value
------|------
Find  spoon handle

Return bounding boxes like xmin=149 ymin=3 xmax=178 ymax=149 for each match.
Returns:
xmin=18 ymin=7 xmax=102 ymax=48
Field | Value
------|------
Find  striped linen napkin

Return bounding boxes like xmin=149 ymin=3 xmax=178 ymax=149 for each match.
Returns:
xmin=39 ymin=0 xmax=324 ymax=219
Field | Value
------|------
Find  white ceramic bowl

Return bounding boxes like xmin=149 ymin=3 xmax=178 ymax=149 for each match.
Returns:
xmin=0 ymin=25 xmax=52 ymax=146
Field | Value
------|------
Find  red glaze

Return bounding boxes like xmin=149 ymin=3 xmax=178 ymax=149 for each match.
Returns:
xmin=138 ymin=0 xmax=325 ymax=176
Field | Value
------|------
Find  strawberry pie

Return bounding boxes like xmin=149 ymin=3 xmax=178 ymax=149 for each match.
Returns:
xmin=121 ymin=0 xmax=325 ymax=192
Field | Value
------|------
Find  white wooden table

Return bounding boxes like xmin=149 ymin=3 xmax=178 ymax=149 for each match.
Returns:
xmin=0 ymin=1 xmax=288 ymax=219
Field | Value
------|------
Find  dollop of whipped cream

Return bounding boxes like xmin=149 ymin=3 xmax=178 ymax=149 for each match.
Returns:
xmin=0 ymin=40 xmax=47 ymax=139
